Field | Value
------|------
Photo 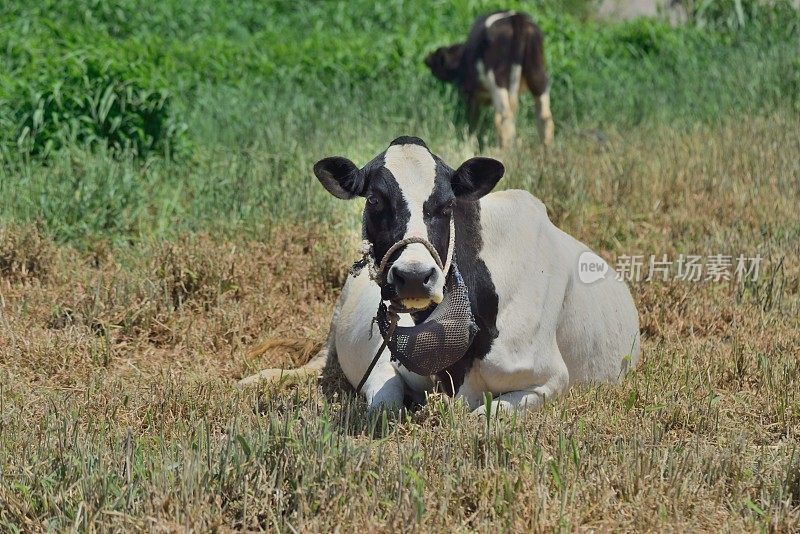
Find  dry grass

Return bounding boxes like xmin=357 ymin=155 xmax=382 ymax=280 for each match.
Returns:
xmin=0 ymin=228 xmax=350 ymax=387
xmin=1 ymin=116 xmax=798 ymax=532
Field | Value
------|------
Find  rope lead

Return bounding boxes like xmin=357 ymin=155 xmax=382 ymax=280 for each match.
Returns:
xmin=356 ymin=313 xmax=398 ymax=394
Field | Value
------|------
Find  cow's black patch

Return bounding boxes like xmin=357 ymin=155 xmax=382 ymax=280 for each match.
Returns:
xmin=390 ymin=136 xmax=428 ymax=148
xmin=361 ymin=152 xmax=412 ymax=274
xmin=421 ymin=157 xmax=457 ymax=267
xmin=434 ymin=199 xmax=499 ymax=396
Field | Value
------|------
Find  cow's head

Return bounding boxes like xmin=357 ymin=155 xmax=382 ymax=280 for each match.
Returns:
xmin=424 ymin=44 xmax=464 ymax=83
xmin=314 ymin=136 xmax=504 ymax=310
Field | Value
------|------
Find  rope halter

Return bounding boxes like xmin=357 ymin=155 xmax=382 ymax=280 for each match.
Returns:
xmin=358 ymin=216 xmax=456 ymax=291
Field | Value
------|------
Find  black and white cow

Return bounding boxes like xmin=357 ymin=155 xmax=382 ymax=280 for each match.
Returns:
xmin=240 ymin=137 xmax=639 ymax=414
xmin=425 ymin=10 xmax=554 ymax=148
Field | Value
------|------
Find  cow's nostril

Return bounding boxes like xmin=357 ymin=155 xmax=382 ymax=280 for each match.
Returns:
xmin=423 ymin=268 xmax=435 ymax=285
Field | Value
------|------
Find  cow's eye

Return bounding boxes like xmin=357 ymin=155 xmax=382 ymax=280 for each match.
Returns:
xmin=440 ymin=199 xmax=456 ymax=215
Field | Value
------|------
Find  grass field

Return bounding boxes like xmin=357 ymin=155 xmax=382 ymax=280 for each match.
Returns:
xmin=1 ymin=0 xmax=800 ymax=531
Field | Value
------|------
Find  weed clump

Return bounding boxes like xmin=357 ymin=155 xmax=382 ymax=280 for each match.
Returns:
xmin=151 ymin=236 xmax=240 ymax=312
xmin=0 ymin=223 xmax=54 ymax=283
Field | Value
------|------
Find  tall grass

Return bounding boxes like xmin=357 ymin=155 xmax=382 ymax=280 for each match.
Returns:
xmin=1 ymin=0 xmax=798 ymax=243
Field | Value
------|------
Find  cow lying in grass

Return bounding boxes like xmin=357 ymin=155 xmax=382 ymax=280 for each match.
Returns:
xmin=239 ymin=136 xmax=640 ymax=414
xmin=425 ymin=10 xmax=554 ymax=148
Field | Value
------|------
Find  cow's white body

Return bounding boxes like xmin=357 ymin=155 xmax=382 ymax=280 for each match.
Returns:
xmin=327 ymin=189 xmax=640 ymax=412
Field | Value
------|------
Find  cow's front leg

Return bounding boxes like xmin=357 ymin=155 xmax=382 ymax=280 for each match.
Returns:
xmin=469 ymin=348 xmax=569 ymax=416
xmin=360 ymin=362 xmax=407 ymax=412
xmin=465 ymin=94 xmax=482 ymax=133
xmin=494 ymin=109 xmax=516 ymax=149
xmin=483 ymin=69 xmax=515 ymax=148
xmin=492 ymin=97 xmax=515 ymax=149
xmin=472 ymin=378 xmax=567 ymax=416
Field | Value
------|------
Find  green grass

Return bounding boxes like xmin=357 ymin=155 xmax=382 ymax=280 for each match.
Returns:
xmin=1 ymin=0 xmax=799 ymax=243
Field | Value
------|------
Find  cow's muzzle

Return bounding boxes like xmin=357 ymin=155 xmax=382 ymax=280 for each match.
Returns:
xmin=383 ymin=260 xmax=441 ymax=308
xmin=372 ymin=219 xmax=454 ymax=311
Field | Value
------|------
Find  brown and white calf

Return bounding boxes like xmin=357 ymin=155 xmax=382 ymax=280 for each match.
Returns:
xmin=425 ymin=10 xmax=554 ymax=148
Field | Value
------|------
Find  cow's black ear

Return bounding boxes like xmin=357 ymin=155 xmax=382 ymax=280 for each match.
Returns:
xmin=451 ymin=157 xmax=505 ymax=201
xmin=313 ymin=157 xmax=365 ymax=199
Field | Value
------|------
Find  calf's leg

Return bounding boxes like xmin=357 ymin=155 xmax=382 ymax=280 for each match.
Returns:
xmin=534 ymin=88 xmax=554 ymax=146
xmin=508 ymin=64 xmax=522 ymax=116
xmin=485 ymin=69 xmax=516 ymax=149
xmin=465 ymin=94 xmax=482 ymax=133
xmin=523 ymin=40 xmax=555 ymax=146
